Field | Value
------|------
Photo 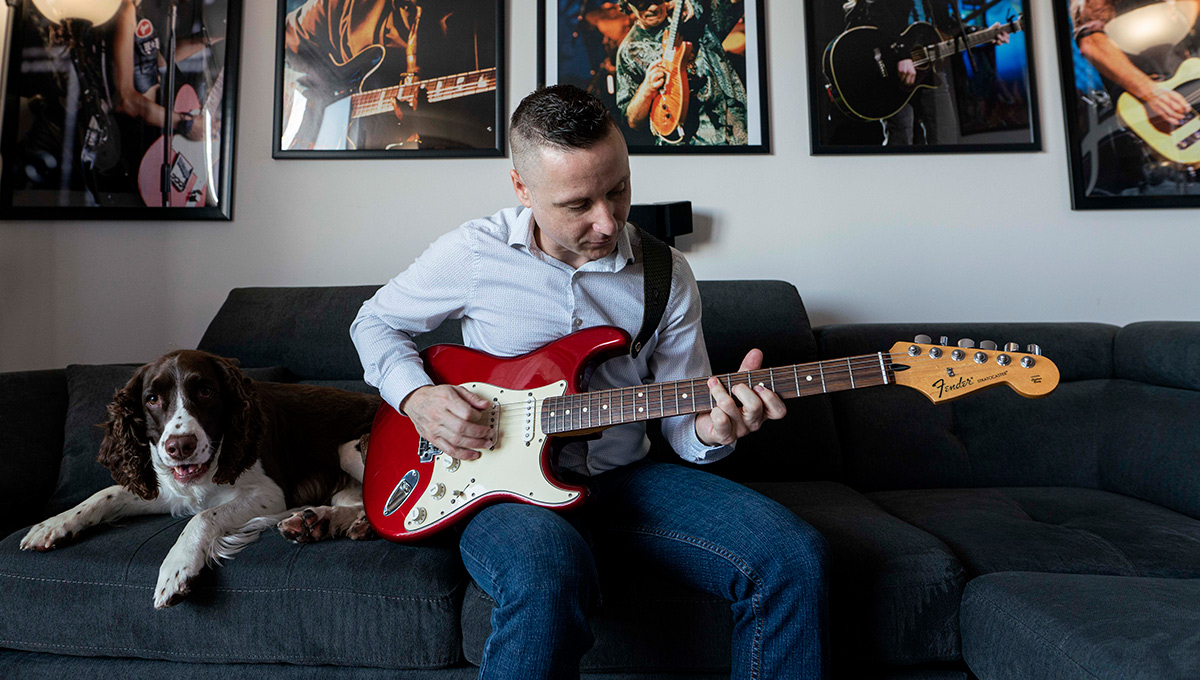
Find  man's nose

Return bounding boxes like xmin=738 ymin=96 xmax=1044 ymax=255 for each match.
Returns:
xmin=593 ymin=203 xmax=620 ymax=234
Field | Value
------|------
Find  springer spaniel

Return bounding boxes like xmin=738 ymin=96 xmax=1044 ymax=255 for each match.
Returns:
xmin=20 ymin=350 xmax=382 ymax=609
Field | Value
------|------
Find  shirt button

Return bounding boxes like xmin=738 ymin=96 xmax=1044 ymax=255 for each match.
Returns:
xmin=573 ymin=318 xmax=583 ymax=327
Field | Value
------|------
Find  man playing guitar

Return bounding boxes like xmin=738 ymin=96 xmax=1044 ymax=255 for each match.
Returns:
xmin=1073 ymin=0 xmax=1200 ymax=127
xmin=351 ymin=86 xmax=828 ymax=678
xmin=283 ymin=0 xmax=495 ymax=150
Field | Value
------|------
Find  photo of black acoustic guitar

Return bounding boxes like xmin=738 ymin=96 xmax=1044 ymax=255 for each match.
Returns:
xmin=823 ymin=16 xmax=1024 ymax=121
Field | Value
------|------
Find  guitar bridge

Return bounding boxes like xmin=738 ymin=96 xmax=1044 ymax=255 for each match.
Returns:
xmin=874 ymin=48 xmax=888 ymax=78
xmin=418 ymin=438 xmax=443 ymax=463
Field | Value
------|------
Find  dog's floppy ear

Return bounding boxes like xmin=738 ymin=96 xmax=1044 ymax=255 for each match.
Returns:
xmin=211 ymin=355 xmax=266 ymax=486
xmin=97 ymin=364 xmax=159 ymax=500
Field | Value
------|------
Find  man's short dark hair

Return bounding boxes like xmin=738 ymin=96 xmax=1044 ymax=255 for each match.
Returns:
xmin=510 ymin=85 xmax=618 ymax=175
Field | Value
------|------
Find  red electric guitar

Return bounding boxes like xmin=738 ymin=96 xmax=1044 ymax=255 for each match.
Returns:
xmin=363 ymin=327 xmax=1059 ymax=543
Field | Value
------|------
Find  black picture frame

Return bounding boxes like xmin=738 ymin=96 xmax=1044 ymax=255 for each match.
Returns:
xmin=805 ymin=0 xmax=1041 ymax=156
xmin=272 ymin=0 xmax=505 ymax=159
xmin=0 ymin=0 xmax=244 ymax=220
xmin=538 ymin=0 xmax=770 ymax=155
xmin=1052 ymin=0 xmax=1200 ymax=209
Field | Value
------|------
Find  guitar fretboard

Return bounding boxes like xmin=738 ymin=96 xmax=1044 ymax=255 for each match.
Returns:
xmin=541 ymin=352 xmax=896 ymax=435
xmin=913 ymin=18 xmax=1022 ymax=67
xmin=349 ymin=68 xmax=497 ymax=120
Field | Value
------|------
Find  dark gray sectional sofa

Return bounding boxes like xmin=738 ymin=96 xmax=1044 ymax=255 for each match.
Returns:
xmin=1 ymin=281 xmax=1197 ymax=679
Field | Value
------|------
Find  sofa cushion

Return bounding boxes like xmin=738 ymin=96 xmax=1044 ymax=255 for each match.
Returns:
xmin=750 ymin=481 xmax=965 ymax=668
xmin=48 ymin=364 xmax=291 ymax=516
xmin=0 ymin=516 xmax=467 ymax=668
xmin=462 ymin=574 xmax=734 ymax=673
xmin=814 ymin=323 xmax=1118 ymax=492
xmin=961 ymin=572 xmax=1200 ymax=680
xmin=869 ymin=487 xmax=1200 ymax=578
xmin=1098 ymin=380 xmax=1200 ymax=520
xmin=461 ymin=482 xmax=965 ymax=671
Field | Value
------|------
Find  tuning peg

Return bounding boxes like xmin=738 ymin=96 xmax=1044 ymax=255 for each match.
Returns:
xmin=940 ymin=336 xmax=950 ymax=346
xmin=1004 ymin=342 xmax=1020 ymax=352
xmin=1026 ymin=344 xmax=1042 ymax=356
xmin=915 ymin=334 xmax=932 ymax=344
xmin=980 ymin=340 xmax=998 ymax=351
xmin=957 ymin=339 xmax=976 ymax=348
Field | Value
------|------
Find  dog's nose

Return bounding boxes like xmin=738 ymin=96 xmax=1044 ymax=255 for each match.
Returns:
xmin=164 ymin=435 xmax=199 ymax=461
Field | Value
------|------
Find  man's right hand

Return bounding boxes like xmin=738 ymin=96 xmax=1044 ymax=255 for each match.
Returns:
xmin=1144 ymin=84 xmax=1192 ymax=126
xmin=897 ymin=59 xmax=917 ymax=87
xmin=401 ymin=385 xmax=494 ymax=461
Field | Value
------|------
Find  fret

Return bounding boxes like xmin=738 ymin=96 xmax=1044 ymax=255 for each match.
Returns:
xmin=657 ymin=382 xmax=667 ymax=418
xmin=846 ymin=358 xmax=856 ymax=389
xmin=819 ymin=360 xmax=827 ymax=393
xmin=674 ymin=379 xmax=680 ymax=417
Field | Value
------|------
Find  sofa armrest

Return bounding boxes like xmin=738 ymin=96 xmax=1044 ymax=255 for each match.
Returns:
xmin=0 ymin=370 xmax=67 ymax=537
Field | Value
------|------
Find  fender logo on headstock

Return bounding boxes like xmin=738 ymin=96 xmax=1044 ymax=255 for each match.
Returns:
xmin=932 ymin=376 xmax=974 ymax=399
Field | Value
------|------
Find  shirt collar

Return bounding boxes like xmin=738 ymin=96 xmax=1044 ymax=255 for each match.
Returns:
xmin=509 ymin=207 xmax=636 ymax=272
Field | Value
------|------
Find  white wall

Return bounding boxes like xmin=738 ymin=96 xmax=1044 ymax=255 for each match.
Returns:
xmin=1 ymin=0 xmax=1198 ymax=373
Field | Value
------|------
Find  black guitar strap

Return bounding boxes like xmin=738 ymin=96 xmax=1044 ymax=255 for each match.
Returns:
xmin=630 ymin=226 xmax=674 ymax=360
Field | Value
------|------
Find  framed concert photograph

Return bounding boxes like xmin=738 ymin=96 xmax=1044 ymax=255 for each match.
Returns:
xmin=538 ymin=0 xmax=770 ymax=154
xmin=273 ymin=0 xmax=504 ymax=159
xmin=0 ymin=0 xmax=243 ymax=220
xmin=805 ymin=0 xmax=1041 ymax=155
xmin=1052 ymin=0 xmax=1200 ymax=209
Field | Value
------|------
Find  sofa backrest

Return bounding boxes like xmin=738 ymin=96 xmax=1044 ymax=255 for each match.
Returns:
xmin=198 ymin=282 xmax=843 ymax=483
xmin=1099 ymin=322 xmax=1200 ymax=519
xmin=814 ymin=322 xmax=1120 ymax=492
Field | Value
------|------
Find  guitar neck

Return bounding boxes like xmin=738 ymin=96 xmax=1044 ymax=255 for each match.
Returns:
xmin=914 ymin=18 xmax=1021 ymax=67
xmin=349 ymin=68 xmax=497 ymax=120
xmin=542 ymin=352 xmax=897 ymax=435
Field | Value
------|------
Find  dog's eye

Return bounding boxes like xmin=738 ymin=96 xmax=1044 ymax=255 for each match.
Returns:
xmin=146 ymin=394 xmax=160 ymax=408
xmin=197 ymin=386 xmax=215 ymax=399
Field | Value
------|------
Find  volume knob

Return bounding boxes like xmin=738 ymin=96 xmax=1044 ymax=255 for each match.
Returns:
xmin=407 ymin=506 xmax=427 ymax=524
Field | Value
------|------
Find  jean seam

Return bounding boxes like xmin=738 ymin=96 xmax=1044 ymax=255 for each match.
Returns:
xmin=611 ymin=524 xmax=765 ymax=679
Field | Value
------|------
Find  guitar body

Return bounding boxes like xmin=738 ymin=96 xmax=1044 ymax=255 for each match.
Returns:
xmin=823 ymin=23 xmax=942 ymax=121
xmin=650 ymin=36 xmax=694 ymax=144
xmin=1117 ymin=57 xmax=1200 ymax=165
xmin=363 ymin=327 xmax=631 ymax=542
xmin=137 ymin=84 xmax=210 ymax=207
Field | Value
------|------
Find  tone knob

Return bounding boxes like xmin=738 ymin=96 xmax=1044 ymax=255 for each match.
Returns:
xmin=980 ymin=340 xmax=998 ymax=351
xmin=429 ymin=483 xmax=446 ymax=499
xmin=915 ymin=334 xmax=932 ymax=344
xmin=407 ymin=506 xmax=427 ymax=524
xmin=957 ymin=339 xmax=976 ymax=348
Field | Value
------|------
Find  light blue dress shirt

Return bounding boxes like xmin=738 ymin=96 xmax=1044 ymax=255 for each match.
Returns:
xmin=350 ymin=205 xmax=732 ymax=476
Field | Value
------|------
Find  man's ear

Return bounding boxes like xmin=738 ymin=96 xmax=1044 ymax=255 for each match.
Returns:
xmin=510 ymin=169 xmax=534 ymax=209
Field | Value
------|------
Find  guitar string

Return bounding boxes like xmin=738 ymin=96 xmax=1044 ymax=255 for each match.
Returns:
xmin=477 ymin=349 xmax=1030 ymax=420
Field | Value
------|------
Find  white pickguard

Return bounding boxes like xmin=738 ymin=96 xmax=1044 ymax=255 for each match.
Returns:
xmin=402 ymin=380 xmax=579 ymax=532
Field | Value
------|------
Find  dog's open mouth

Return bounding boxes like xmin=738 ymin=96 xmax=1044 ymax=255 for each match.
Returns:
xmin=172 ymin=463 xmax=210 ymax=483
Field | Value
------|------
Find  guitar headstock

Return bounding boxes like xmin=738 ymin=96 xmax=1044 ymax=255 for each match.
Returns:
xmin=889 ymin=336 xmax=1059 ymax=403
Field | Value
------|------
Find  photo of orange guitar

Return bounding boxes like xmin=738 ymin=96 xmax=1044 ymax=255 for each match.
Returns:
xmin=649 ymin=0 xmax=694 ymax=144
xmin=362 ymin=327 xmax=1059 ymax=543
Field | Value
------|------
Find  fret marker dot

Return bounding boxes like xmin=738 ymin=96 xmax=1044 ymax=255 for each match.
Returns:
xmin=566 ymin=410 xmax=571 ymax=415
xmin=583 ymin=407 xmax=588 ymax=412
xmin=758 ymin=382 xmax=765 ymax=388
xmin=806 ymin=376 xmax=813 ymax=382
xmin=638 ymin=407 xmax=644 ymax=413
xmin=602 ymin=404 xmax=608 ymax=410
xmin=637 ymin=392 xmax=644 ymax=398
xmin=682 ymin=393 xmax=689 ymax=399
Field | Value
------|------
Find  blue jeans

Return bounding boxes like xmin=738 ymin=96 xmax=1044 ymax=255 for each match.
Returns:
xmin=458 ymin=460 xmax=829 ymax=680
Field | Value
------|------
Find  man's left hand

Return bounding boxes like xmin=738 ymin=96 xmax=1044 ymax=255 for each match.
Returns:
xmin=695 ymin=349 xmax=787 ymax=447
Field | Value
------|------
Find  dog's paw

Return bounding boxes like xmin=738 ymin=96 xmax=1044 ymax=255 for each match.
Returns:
xmin=20 ymin=516 xmax=80 ymax=552
xmin=278 ymin=508 xmax=329 ymax=543
xmin=155 ymin=551 xmax=201 ymax=609
xmin=347 ymin=513 xmax=378 ymax=541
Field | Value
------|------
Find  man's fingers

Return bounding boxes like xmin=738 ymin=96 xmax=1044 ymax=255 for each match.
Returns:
xmin=755 ymin=384 xmax=788 ymax=421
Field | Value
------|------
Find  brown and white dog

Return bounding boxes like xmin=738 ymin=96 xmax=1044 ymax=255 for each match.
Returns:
xmin=20 ymin=350 xmax=382 ymax=609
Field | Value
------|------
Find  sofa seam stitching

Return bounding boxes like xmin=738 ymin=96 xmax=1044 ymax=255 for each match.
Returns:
xmin=967 ymin=588 xmax=1102 ymax=680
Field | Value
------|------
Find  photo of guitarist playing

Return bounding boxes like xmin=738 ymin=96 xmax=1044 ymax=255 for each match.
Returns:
xmin=842 ymin=0 xmax=1009 ymax=146
xmin=614 ymin=0 xmax=749 ymax=145
xmin=351 ymin=85 xmax=829 ymax=678
xmin=282 ymin=0 xmax=497 ymax=151
xmin=1074 ymin=0 xmax=1200 ymax=127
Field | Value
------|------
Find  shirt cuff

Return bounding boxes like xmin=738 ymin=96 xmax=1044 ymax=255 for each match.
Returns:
xmin=378 ymin=363 xmax=435 ymax=415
